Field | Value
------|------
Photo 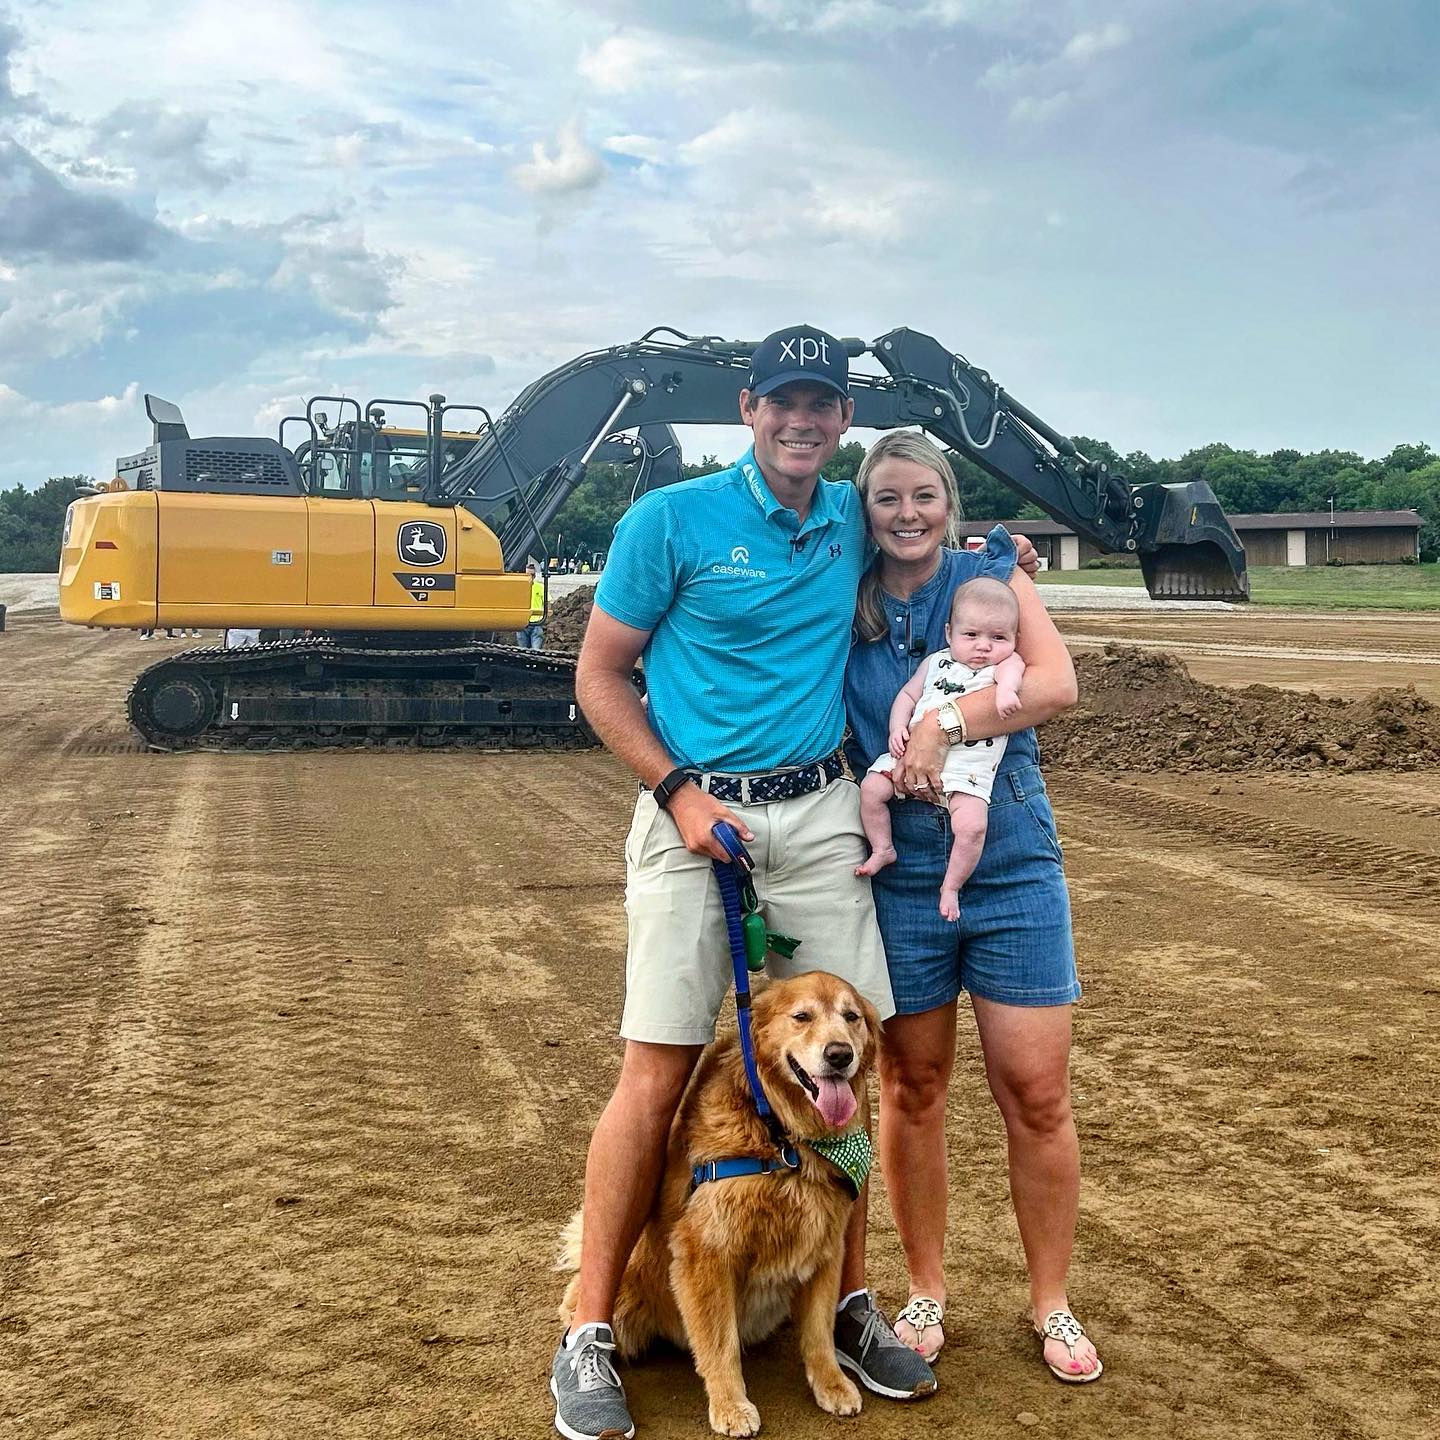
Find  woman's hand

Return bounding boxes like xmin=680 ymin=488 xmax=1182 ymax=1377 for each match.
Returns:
xmin=892 ymin=711 xmax=948 ymax=798
xmin=1011 ymin=532 xmax=1041 ymax=578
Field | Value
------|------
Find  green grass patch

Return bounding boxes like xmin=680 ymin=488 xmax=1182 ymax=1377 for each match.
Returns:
xmin=1033 ymin=569 xmax=1147 ymax=588
xmin=1033 ymin=563 xmax=1440 ymax=609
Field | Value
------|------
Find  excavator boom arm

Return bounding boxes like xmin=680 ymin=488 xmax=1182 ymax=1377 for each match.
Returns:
xmin=444 ymin=329 xmax=1245 ymax=598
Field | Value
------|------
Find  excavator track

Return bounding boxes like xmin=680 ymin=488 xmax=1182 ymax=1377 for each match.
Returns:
xmin=125 ymin=639 xmax=602 ymax=751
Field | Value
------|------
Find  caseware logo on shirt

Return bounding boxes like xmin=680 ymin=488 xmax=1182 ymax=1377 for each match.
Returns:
xmin=713 ymin=542 xmax=767 ymax=578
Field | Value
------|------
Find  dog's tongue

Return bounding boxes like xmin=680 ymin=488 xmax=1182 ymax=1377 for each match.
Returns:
xmin=813 ymin=1077 xmax=857 ymax=1128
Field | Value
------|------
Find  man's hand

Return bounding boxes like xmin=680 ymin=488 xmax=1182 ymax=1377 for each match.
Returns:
xmin=892 ymin=712 xmax=948 ymax=799
xmin=888 ymin=725 xmax=910 ymax=759
xmin=994 ymin=687 xmax=1023 ymax=718
xmin=667 ymin=783 xmax=754 ymax=860
xmin=1011 ymin=533 xmax=1040 ymax=578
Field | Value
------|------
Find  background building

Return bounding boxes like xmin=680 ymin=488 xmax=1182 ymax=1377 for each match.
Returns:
xmin=961 ymin=510 xmax=1423 ymax=570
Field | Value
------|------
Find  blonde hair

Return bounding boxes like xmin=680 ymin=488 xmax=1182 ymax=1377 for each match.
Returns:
xmin=854 ymin=431 xmax=964 ymax=645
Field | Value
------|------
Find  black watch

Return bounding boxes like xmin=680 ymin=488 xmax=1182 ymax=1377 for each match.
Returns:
xmin=652 ymin=766 xmax=697 ymax=810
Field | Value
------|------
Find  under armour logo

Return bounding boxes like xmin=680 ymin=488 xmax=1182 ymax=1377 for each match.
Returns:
xmin=779 ymin=335 xmax=831 ymax=366
xmin=731 ymin=545 xmax=750 ymax=564
xmin=829 ymin=543 xmax=843 ymax=558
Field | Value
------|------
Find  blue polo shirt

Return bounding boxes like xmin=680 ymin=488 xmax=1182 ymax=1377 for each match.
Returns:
xmin=594 ymin=447 xmax=866 ymax=772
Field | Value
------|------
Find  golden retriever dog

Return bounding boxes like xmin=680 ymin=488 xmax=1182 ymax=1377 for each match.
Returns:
xmin=558 ymin=971 xmax=881 ymax=1436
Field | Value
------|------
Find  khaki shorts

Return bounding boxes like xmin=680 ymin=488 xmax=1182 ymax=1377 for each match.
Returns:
xmin=620 ymin=780 xmax=896 ymax=1045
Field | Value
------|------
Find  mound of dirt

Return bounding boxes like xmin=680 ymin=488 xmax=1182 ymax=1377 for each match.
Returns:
xmin=546 ymin=585 xmax=597 ymax=651
xmin=1043 ymin=644 xmax=1440 ymax=772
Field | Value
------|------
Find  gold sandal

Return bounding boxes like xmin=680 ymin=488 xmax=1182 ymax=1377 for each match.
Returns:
xmin=1034 ymin=1308 xmax=1103 ymax=1383
xmin=894 ymin=1295 xmax=945 ymax=1363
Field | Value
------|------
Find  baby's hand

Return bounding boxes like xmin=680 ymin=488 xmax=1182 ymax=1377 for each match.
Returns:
xmin=994 ymin=688 xmax=1022 ymax=718
xmin=888 ymin=726 xmax=910 ymax=758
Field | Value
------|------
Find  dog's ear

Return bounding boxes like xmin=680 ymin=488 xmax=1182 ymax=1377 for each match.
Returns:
xmin=855 ymin=988 xmax=883 ymax=1072
xmin=748 ymin=974 xmax=777 ymax=1024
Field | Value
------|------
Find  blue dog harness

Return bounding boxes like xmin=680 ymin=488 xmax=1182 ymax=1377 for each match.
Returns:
xmin=690 ymin=823 xmax=867 ymax=1199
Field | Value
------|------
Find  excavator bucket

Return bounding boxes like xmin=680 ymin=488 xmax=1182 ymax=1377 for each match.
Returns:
xmin=1133 ymin=482 xmax=1250 ymax=602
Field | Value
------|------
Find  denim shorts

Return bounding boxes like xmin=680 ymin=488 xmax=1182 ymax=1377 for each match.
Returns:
xmin=870 ymin=763 xmax=1080 ymax=1013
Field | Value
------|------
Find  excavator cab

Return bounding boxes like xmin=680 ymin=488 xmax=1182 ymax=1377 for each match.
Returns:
xmin=302 ymin=423 xmax=483 ymax=501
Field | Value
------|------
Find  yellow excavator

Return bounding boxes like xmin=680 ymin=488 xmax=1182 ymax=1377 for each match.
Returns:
xmin=59 ymin=327 xmax=1248 ymax=749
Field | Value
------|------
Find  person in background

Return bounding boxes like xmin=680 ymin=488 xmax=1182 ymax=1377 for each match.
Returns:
xmin=517 ymin=561 xmax=546 ymax=649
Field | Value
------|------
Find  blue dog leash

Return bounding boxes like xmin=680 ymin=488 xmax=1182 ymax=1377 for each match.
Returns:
xmin=692 ymin=823 xmax=800 ymax=1189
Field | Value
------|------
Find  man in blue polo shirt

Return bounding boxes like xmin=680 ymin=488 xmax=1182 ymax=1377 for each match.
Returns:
xmin=552 ymin=326 xmax=937 ymax=1440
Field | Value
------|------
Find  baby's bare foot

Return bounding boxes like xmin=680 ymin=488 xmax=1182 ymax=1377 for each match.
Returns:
xmin=855 ymin=846 xmax=897 ymax=877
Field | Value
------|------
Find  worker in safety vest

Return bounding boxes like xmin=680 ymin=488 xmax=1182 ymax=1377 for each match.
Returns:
xmin=517 ymin=560 xmax=546 ymax=649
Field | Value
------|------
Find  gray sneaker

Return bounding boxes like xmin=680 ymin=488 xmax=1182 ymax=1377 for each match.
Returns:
xmin=550 ymin=1325 xmax=635 ymax=1440
xmin=834 ymin=1291 xmax=939 ymax=1400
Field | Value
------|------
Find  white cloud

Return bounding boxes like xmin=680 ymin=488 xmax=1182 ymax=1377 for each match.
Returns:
xmin=980 ymin=54 xmax=1037 ymax=92
xmin=745 ymin=0 xmax=890 ymax=33
xmin=917 ymin=0 xmax=986 ymax=22
xmin=1063 ymin=22 xmax=1131 ymax=64
xmin=269 ymin=214 xmax=401 ymax=326
xmin=0 ymin=282 xmax=134 ymax=363
xmin=0 ymin=0 xmax=1435 ymax=491
xmin=511 ymin=120 xmax=606 ymax=195
xmin=676 ymin=109 xmax=758 ymax=164
xmin=161 ymin=0 xmax=352 ymax=100
xmin=323 ymin=120 xmax=496 ymax=174
xmin=744 ymin=0 xmax=984 ymax=32
xmin=55 ymin=381 xmax=141 ymax=421
xmin=676 ymin=107 xmax=939 ymax=254
xmin=577 ymin=33 xmax=672 ymax=93
xmin=1010 ymin=92 xmax=1071 ymax=124
xmin=604 ymin=133 xmax=666 ymax=164
xmin=98 ymin=101 xmax=239 ymax=191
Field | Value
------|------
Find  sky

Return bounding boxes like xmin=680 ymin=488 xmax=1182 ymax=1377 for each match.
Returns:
xmin=1 ymin=0 xmax=1437 ymax=490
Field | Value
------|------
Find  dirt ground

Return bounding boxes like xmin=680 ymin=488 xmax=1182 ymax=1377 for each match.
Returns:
xmin=2 ymin=608 xmax=1437 ymax=1440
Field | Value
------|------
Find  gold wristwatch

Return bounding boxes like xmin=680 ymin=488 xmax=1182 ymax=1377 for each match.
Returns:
xmin=936 ymin=702 xmax=968 ymax=747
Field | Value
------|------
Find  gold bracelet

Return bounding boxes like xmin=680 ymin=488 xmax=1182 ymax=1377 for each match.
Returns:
xmin=937 ymin=702 xmax=967 ymax=747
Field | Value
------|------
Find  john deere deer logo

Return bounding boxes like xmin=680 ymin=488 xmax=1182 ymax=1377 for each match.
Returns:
xmin=399 ymin=522 xmax=446 ymax=566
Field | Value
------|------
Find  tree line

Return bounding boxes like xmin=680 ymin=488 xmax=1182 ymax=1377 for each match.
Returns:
xmin=551 ymin=437 xmax=1440 ymax=564
xmin=0 ymin=477 xmax=89 ymax=572
xmin=4 ymin=438 xmax=1436 ymax=573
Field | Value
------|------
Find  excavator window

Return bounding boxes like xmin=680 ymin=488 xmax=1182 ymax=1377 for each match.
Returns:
xmin=311 ymin=448 xmax=357 ymax=497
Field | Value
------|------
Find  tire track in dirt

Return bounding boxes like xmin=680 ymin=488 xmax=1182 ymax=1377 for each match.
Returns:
xmin=1052 ymin=774 xmax=1440 ymax=926
xmin=1259 ymin=771 xmax=1440 ymax=824
xmin=1048 ymin=783 xmax=1440 ymax=1438
xmin=1 ymin=748 xmax=641 ymax=1438
xmin=1061 ymin=633 xmax=1440 ymax=666
xmin=8 ymin=613 xmax=1440 ymax=1440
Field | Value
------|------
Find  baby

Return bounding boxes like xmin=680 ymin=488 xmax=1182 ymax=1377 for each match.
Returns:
xmin=856 ymin=577 xmax=1025 ymax=920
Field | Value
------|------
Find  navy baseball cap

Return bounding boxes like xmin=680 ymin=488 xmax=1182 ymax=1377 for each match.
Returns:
xmin=747 ymin=324 xmax=849 ymax=399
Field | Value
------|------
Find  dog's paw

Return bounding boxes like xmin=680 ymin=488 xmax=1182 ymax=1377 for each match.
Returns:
xmin=811 ymin=1372 xmax=863 ymax=1417
xmin=708 ymin=1396 xmax=761 ymax=1436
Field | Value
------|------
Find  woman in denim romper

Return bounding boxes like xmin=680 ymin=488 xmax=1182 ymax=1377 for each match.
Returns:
xmin=843 ymin=432 xmax=1103 ymax=1383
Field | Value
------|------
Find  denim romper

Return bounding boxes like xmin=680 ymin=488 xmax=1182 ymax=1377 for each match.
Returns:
xmin=844 ymin=535 xmax=1081 ymax=1013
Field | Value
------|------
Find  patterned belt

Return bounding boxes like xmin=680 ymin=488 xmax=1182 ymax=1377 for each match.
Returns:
xmin=695 ymin=750 xmax=847 ymax=806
